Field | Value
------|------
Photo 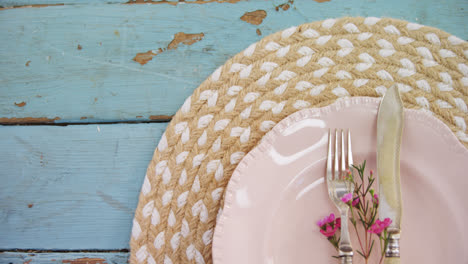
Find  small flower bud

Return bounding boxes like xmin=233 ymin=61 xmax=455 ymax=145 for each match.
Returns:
xmin=372 ymin=193 xmax=379 ymax=205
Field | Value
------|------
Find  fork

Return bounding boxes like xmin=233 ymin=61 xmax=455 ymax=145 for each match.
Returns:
xmin=327 ymin=129 xmax=354 ymax=264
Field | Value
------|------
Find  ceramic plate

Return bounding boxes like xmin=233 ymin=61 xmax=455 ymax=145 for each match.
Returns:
xmin=212 ymin=97 xmax=468 ymax=264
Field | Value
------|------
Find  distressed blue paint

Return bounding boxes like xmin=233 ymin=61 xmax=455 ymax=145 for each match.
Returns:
xmin=0 ymin=123 xmax=166 ymax=249
xmin=1 ymin=0 xmax=239 ymax=6
xmin=1 ymin=0 xmax=467 ymax=123
xmin=1 ymin=0 xmax=124 ymax=6
xmin=0 ymin=252 xmax=129 ymax=264
xmin=1 ymin=0 xmax=467 ymax=252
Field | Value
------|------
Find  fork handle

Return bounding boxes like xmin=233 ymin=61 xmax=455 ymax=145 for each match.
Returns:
xmin=338 ymin=210 xmax=353 ymax=261
xmin=384 ymin=257 xmax=400 ymax=264
xmin=341 ymin=255 xmax=353 ymax=264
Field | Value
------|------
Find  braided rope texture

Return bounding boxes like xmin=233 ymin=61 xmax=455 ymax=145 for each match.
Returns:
xmin=130 ymin=17 xmax=468 ymax=264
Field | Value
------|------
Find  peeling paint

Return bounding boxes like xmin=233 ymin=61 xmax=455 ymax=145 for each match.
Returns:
xmin=25 ymin=61 xmax=31 ymax=67
xmin=15 ymin=102 xmax=26 ymax=107
xmin=133 ymin=32 xmax=204 ymax=65
xmin=77 ymin=44 xmax=82 ymax=50
xmin=275 ymin=0 xmax=294 ymax=11
xmin=62 ymin=258 xmax=108 ymax=264
xmin=23 ymin=260 xmax=32 ymax=264
xmin=125 ymin=0 xmax=242 ymax=5
xmin=240 ymin=10 xmax=267 ymax=25
xmin=40 ymin=153 xmax=46 ymax=167
xmin=0 ymin=117 xmax=60 ymax=124
xmin=0 ymin=3 xmax=64 ymax=10
xmin=168 ymin=32 xmax=204 ymax=50
xmin=133 ymin=49 xmax=163 ymax=65
xmin=256 ymin=28 xmax=262 ymax=36
xmin=149 ymin=115 xmax=173 ymax=120
xmin=28 ymin=204 xmax=33 ymax=208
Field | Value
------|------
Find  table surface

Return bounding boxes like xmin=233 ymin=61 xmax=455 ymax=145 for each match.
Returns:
xmin=1 ymin=0 xmax=467 ymax=263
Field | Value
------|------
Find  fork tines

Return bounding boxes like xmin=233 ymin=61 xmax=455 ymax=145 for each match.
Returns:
xmin=327 ymin=129 xmax=353 ymax=180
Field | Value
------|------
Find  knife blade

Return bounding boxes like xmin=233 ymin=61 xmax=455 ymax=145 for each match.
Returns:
xmin=377 ymin=85 xmax=404 ymax=263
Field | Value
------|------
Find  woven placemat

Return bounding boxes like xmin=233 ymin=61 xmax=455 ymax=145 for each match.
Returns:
xmin=130 ymin=17 xmax=468 ymax=264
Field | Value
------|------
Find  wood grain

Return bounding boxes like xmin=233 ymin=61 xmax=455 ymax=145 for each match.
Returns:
xmin=1 ymin=0 xmax=467 ymax=124
xmin=0 ymin=0 xmax=243 ymax=8
xmin=0 ymin=252 xmax=129 ymax=264
xmin=0 ymin=123 xmax=166 ymax=249
xmin=1 ymin=0 xmax=467 ymax=254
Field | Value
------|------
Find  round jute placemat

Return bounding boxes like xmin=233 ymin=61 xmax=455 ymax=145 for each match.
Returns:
xmin=130 ymin=17 xmax=468 ymax=264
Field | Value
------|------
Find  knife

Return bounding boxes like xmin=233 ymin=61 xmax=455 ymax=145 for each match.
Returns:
xmin=377 ymin=85 xmax=404 ymax=264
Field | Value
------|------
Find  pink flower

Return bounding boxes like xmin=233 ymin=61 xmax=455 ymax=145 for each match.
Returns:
xmin=382 ymin=218 xmax=392 ymax=227
xmin=317 ymin=213 xmax=341 ymax=238
xmin=368 ymin=223 xmax=384 ymax=235
xmin=326 ymin=213 xmax=335 ymax=223
xmin=341 ymin=193 xmax=353 ymax=203
xmin=317 ymin=218 xmax=327 ymax=227
xmin=368 ymin=218 xmax=392 ymax=235
xmin=320 ymin=224 xmax=338 ymax=237
xmin=372 ymin=194 xmax=379 ymax=205
xmin=317 ymin=213 xmax=335 ymax=227
xmin=336 ymin=217 xmax=341 ymax=229
xmin=352 ymin=196 xmax=360 ymax=207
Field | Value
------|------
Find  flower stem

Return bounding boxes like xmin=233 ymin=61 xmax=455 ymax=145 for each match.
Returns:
xmin=368 ymin=232 xmax=373 ymax=257
xmin=378 ymin=237 xmax=385 ymax=264
xmin=364 ymin=228 xmax=368 ymax=257
xmin=350 ymin=207 xmax=365 ymax=254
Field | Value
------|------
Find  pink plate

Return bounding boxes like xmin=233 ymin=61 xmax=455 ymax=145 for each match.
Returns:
xmin=212 ymin=97 xmax=468 ymax=264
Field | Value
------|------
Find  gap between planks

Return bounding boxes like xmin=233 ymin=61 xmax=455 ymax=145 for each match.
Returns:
xmin=0 ymin=117 xmax=173 ymax=126
xmin=0 ymin=251 xmax=130 ymax=264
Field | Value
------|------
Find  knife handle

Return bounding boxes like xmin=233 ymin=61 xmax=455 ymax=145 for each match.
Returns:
xmin=385 ymin=231 xmax=400 ymax=257
xmin=384 ymin=231 xmax=400 ymax=264
xmin=384 ymin=257 xmax=400 ymax=264
xmin=340 ymin=255 xmax=353 ymax=264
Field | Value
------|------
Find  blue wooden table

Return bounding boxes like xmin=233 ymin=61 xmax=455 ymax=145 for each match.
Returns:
xmin=1 ymin=0 xmax=466 ymax=263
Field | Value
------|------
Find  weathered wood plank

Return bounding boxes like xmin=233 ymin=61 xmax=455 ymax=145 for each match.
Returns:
xmin=1 ymin=0 xmax=117 ymax=7
xmin=0 ymin=123 xmax=166 ymax=249
xmin=0 ymin=0 xmax=242 ymax=8
xmin=1 ymin=0 xmax=467 ymax=124
xmin=0 ymin=252 xmax=129 ymax=264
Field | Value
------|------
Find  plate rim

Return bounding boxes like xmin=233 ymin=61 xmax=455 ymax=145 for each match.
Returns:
xmin=212 ymin=96 xmax=468 ymax=263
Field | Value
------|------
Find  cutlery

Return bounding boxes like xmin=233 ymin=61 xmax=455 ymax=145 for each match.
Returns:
xmin=327 ymin=129 xmax=354 ymax=264
xmin=377 ymin=85 xmax=404 ymax=264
